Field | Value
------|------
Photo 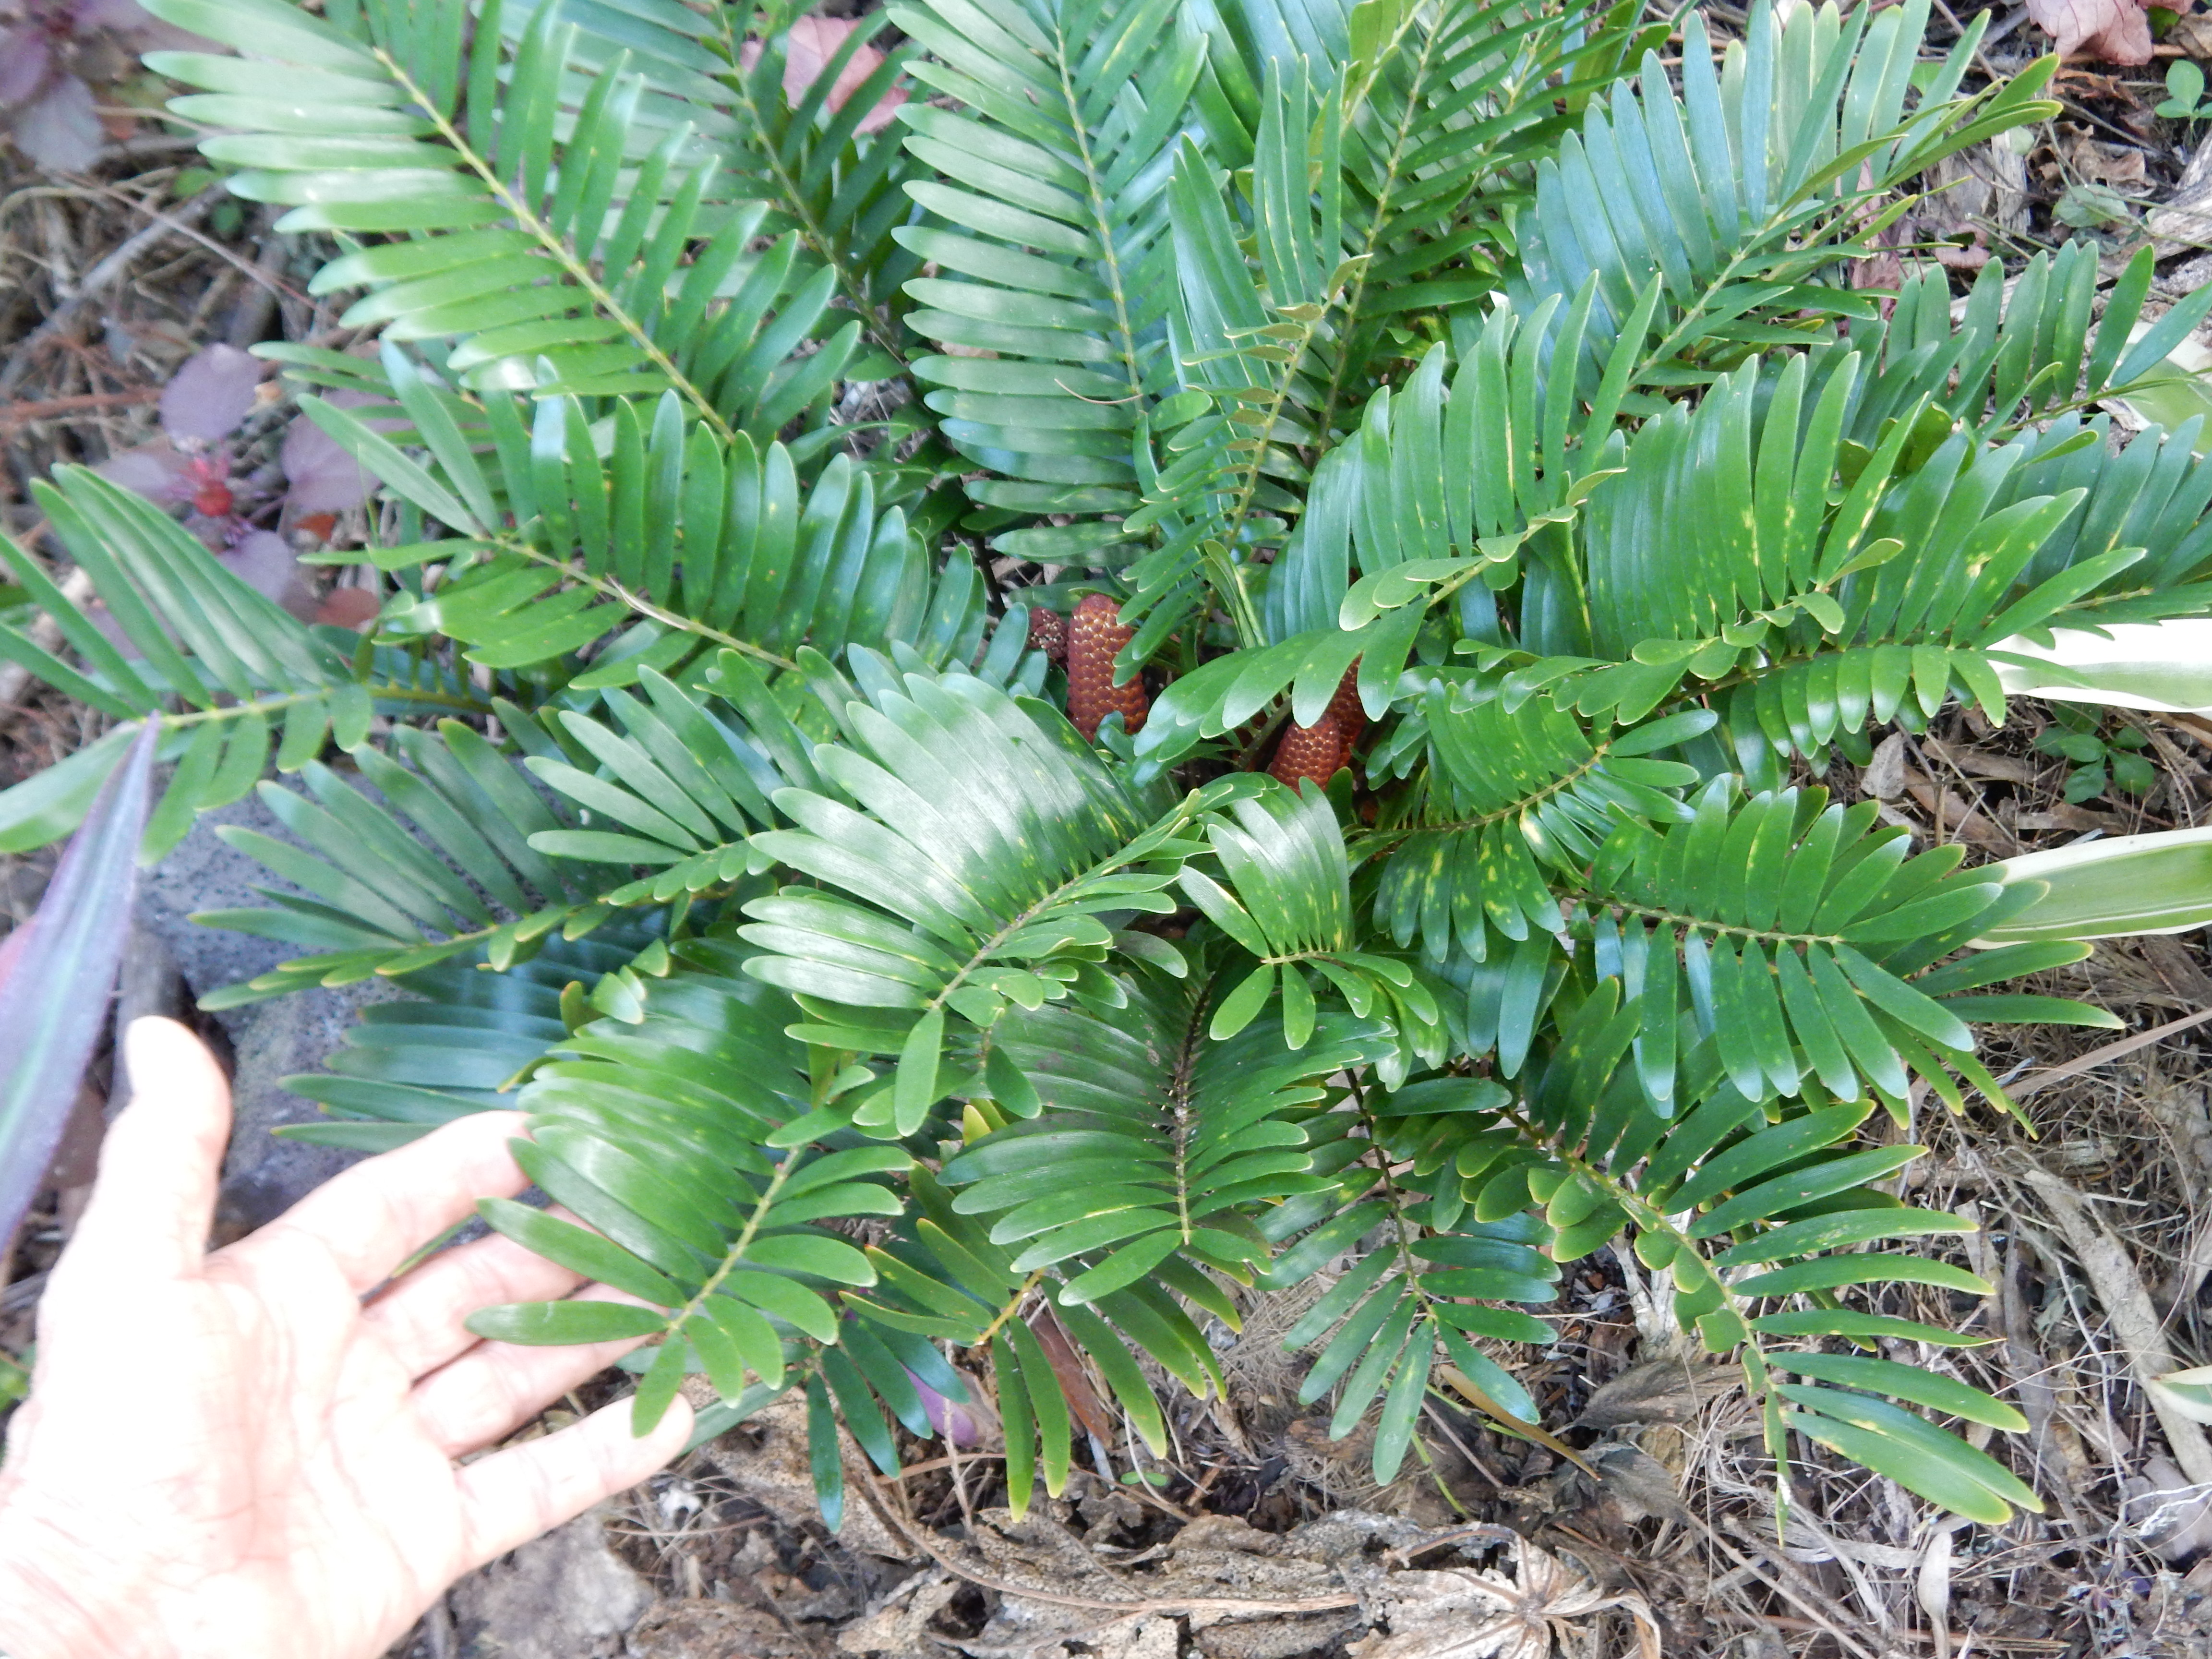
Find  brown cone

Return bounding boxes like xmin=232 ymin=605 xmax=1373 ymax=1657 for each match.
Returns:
xmin=1067 ymin=593 xmax=1148 ymax=740
xmin=1269 ymin=712 xmax=1350 ymax=792
xmin=1325 ymin=661 xmax=1366 ymax=744
xmin=1027 ymin=605 xmax=1068 ymax=666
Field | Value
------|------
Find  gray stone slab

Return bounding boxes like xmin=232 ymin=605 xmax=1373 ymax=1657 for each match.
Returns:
xmin=136 ymin=794 xmax=397 ymax=1230
xmin=448 ymin=1504 xmax=652 ymax=1659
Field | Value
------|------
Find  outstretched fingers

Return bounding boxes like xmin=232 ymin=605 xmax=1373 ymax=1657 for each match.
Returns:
xmin=409 ymin=1288 xmax=667 ymax=1457
xmin=363 ymin=1226 xmax=586 ymax=1380
xmin=225 ymin=1110 xmax=532 ymax=1295
xmin=452 ymin=1390 xmax=693 ymax=1572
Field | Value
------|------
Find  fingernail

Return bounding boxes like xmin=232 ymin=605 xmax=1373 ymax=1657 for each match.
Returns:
xmin=121 ymin=1015 xmax=187 ymax=1090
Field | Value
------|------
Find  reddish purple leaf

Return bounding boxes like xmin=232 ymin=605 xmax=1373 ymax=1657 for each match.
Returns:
xmin=280 ymin=408 xmax=374 ymax=515
xmin=0 ymin=719 xmax=156 ymax=1246
xmin=77 ymin=0 xmax=210 ymax=51
xmin=907 ymin=1370 xmax=993 ymax=1447
xmin=219 ymin=529 xmax=315 ymax=621
xmin=161 ymin=343 xmax=261 ymax=442
xmin=0 ymin=26 xmax=51 ymax=106
xmin=95 ymin=439 xmax=196 ymax=508
xmin=74 ymin=0 xmax=162 ymax=28
xmin=12 ymin=72 xmax=100 ymax=171
xmin=0 ymin=914 xmax=29 ymax=999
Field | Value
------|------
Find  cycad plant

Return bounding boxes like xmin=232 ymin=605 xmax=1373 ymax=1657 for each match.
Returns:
xmin=11 ymin=0 xmax=2212 ymax=1533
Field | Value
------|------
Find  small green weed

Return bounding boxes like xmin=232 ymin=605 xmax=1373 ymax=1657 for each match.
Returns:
xmin=2033 ymin=707 xmax=2157 ymax=803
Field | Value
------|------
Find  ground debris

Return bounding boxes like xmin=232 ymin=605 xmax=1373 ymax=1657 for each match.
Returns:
xmin=1570 ymin=1357 xmax=1734 ymax=1431
xmin=1345 ymin=1533 xmax=1660 ymax=1659
xmin=629 ymin=1598 xmax=823 ymax=1658
xmin=926 ymin=1509 xmax=1656 ymax=1659
xmin=446 ymin=1503 xmax=652 ymax=1659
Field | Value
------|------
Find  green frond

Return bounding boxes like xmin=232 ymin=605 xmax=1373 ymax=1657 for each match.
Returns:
xmin=306 ymin=362 xmax=993 ymax=685
xmin=1577 ymin=777 xmax=2026 ymax=1113
xmin=1513 ymin=0 xmax=2055 ymax=387
xmin=148 ymin=0 xmax=860 ymax=430
xmin=1841 ymin=241 xmax=2212 ymax=453
xmin=1180 ymin=780 xmax=1443 ymax=1068
xmin=1368 ymin=694 xmax=1711 ymax=963
xmin=1272 ymin=306 xmax=1648 ymax=648
xmin=942 ymin=954 xmax=1395 ymax=1304
xmin=1118 ymin=75 xmax=1348 ymax=654
xmin=1208 ymin=0 xmax=1655 ymax=435
xmin=275 ymin=926 xmax=647 ymax=1149
xmin=736 ymin=656 xmax=1237 ymax=1138
xmin=194 ymin=718 xmax=607 ymax=1006
xmin=0 ymin=467 xmax=463 ymax=854
xmin=713 ymin=4 xmax=923 ymax=360
xmin=465 ymin=945 xmax=896 ymax=1433
xmin=887 ymin=0 xmax=1198 ymax=549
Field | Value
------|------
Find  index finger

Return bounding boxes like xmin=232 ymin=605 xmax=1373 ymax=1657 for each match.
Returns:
xmin=226 ymin=1110 xmax=532 ymax=1294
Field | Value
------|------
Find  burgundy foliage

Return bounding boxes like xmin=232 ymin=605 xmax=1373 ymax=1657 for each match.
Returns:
xmin=97 ymin=345 xmax=374 ymax=625
xmin=0 ymin=0 xmax=200 ymax=170
xmin=0 ymin=719 xmax=155 ymax=1247
xmin=906 ymin=1370 xmax=992 ymax=1448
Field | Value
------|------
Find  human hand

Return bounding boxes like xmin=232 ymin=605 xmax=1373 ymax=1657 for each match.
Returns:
xmin=0 ymin=1017 xmax=693 ymax=1659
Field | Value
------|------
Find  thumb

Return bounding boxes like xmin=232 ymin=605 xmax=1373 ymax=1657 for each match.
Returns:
xmin=56 ymin=1018 xmax=231 ymax=1289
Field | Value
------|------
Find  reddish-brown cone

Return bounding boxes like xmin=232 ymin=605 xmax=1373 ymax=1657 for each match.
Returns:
xmin=1270 ymin=712 xmax=1350 ymax=792
xmin=1066 ymin=593 xmax=1148 ymax=740
xmin=1325 ymin=661 xmax=1366 ymax=744
xmin=1027 ymin=605 xmax=1069 ymax=665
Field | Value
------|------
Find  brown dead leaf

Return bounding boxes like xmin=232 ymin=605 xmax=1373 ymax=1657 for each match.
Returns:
xmin=2140 ymin=934 xmax=2212 ymax=1006
xmin=2015 ymin=1163 xmax=2212 ymax=1486
xmin=1028 ymin=1305 xmax=1116 ymax=1442
xmin=2123 ymin=1455 xmax=2212 ymax=1562
xmin=833 ymin=1574 xmax=962 ymax=1655
xmin=314 ymin=587 xmax=381 ymax=631
xmin=2030 ymin=0 xmax=2154 ymax=63
xmin=2066 ymin=131 xmax=2151 ymax=188
xmin=704 ymin=1395 xmax=921 ymax=1562
xmin=1901 ymin=776 xmax=2019 ymax=852
xmin=740 ymin=16 xmax=908 ymax=135
xmin=2151 ymin=138 xmax=2212 ymax=250
xmin=1571 ymin=1357 xmax=1733 ymax=1431
xmin=2014 ymin=803 xmax=2131 ymax=832
xmin=1864 ymin=732 xmax=1912 ymax=800
xmin=1589 ymin=1443 xmax=1692 ymax=1526
xmin=1348 ymin=1536 xmax=1660 ymax=1659
xmin=2174 ymin=7 xmax=2212 ymax=51
xmin=1920 ymin=736 xmax=2043 ymax=785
